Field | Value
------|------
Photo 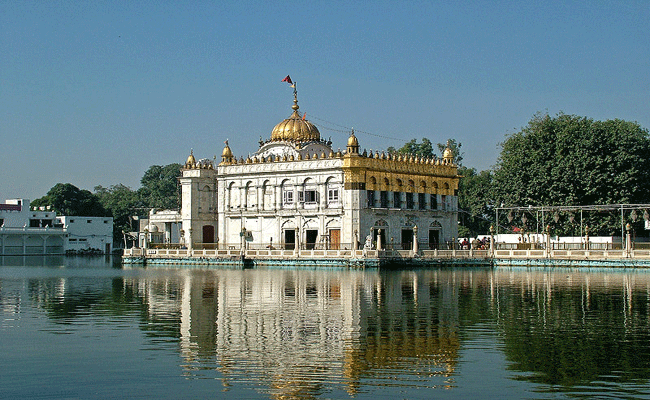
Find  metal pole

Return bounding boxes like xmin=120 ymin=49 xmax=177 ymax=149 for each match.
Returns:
xmin=580 ymin=209 xmax=583 ymax=238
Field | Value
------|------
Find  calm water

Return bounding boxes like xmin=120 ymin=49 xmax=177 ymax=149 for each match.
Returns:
xmin=2 ymin=256 xmax=650 ymax=399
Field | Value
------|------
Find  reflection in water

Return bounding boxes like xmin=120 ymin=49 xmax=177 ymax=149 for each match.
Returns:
xmin=3 ymin=261 xmax=650 ymax=399
xmin=129 ymin=269 xmax=461 ymax=398
xmin=491 ymin=268 xmax=650 ymax=393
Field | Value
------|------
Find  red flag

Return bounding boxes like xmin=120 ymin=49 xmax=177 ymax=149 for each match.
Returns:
xmin=302 ymin=112 xmax=306 ymax=121
xmin=281 ymin=75 xmax=293 ymax=85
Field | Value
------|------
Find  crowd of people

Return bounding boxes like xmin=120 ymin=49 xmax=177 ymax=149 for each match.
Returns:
xmin=459 ymin=237 xmax=490 ymax=250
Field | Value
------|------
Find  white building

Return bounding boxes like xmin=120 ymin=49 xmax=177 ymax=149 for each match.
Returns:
xmin=137 ymin=209 xmax=183 ymax=248
xmin=58 ymin=216 xmax=114 ymax=254
xmin=177 ymin=91 xmax=460 ymax=252
xmin=0 ymin=198 xmax=113 ymax=255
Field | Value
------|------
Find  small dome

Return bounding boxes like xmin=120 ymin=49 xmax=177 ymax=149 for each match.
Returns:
xmin=185 ymin=150 xmax=196 ymax=166
xmin=347 ymin=132 xmax=359 ymax=148
xmin=222 ymin=141 xmax=233 ymax=158
xmin=147 ymin=224 xmax=158 ymax=233
xmin=443 ymin=147 xmax=454 ymax=162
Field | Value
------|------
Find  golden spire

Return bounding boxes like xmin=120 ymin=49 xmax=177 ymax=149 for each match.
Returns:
xmin=346 ymin=128 xmax=360 ymax=155
xmin=185 ymin=149 xmax=196 ymax=168
xmin=221 ymin=140 xmax=233 ymax=163
xmin=443 ymin=140 xmax=454 ymax=164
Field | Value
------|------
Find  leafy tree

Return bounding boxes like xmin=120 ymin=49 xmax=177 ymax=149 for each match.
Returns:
xmin=32 ymin=183 xmax=109 ymax=217
xmin=492 ymin=112 xmax=650 ymax=235
xmin=458 ymin=166 xmax=494 ymax=237
xmin=94 ymin=184 xmax=142 ymax=241
xmin=137 ymin=163 xmax=182 ymax=209
xmin=387 ymin=138 xmax=435 ymax=158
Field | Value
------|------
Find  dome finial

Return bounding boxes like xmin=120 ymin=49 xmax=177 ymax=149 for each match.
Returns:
xmin=291 ymin=81 xmax=299 ymax=111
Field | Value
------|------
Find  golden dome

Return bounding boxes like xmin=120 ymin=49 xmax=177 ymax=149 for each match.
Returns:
xmin=346 ymin=129 xmax=360 ymax=155
xmin=443 ymin=147 xmax=454 ymax=162
xmin=185 ymin=150 xmax=196 ymax=166
xmin=270 ymin=98 xmax=320 ymax=142
xmin=222 ymin=141 xmax=233 ymax=158
xmin=347 ymin=132 xmax=359 ymax=148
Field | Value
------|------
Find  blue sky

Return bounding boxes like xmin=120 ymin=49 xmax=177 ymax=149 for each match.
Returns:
xmin=2 ymin=1 xmax=648 ymax=201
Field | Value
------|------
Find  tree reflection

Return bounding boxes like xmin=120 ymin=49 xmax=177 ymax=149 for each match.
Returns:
xmin=493 ymin=269 xmax=650 ymax=387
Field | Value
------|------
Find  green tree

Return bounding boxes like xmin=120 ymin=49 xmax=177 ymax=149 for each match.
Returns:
xmin=94 ymin=184 xmax=142 ymax=241
xmin=137 ymin=163 xmax=182 ymax=209
xmin=387 ymin=138 xmax=435 ymax=158
xmin=32 ymin=183 xmax=109 ymax=217
xmin=458 ymin=166 xmax=494 ymax=237
xmin=492 ymin=112 xmax=650 ymax=235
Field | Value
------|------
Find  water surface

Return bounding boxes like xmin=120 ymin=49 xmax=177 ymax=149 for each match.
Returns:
xmin=2 ymin=256 xmax=650 ymax=399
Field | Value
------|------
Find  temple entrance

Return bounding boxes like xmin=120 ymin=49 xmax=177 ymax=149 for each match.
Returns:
xmin=329 ymin=229 xmax=340 ymax=250
xmin=306 ymin=230 xmax=318 ymax=250
xmin=429 ymin=229 xmax=440 ymax=249
xmin=401 ymin=229 xmax=413 ymax=250
xmin=202 ymin=225 xmax=215 ymax=243
xmin=284 ymin=229 xmax=296 ymax=250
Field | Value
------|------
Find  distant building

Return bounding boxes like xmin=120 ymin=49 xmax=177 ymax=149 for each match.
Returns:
xmin=0 ymin=198 xmax=113 ymax=255
xmin=57 ymin=216 xmax=114 ymax=254
xmin=137 ymin=209 xmax=182 ymax=248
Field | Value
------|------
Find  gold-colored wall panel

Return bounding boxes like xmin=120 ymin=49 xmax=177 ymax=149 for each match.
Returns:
xmin=342 ymin=155 xmax=459 ymax=195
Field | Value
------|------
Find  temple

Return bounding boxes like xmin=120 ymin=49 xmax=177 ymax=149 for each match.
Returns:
xmin=176 ymin=88 xmax=460 ymax=253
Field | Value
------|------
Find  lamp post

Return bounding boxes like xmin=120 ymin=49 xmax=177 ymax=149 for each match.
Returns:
xmin=626 ymin=223 xmax=632 ymax=256
xmin=489 ymin=224 xmax=495 ymax=257
xmin=545 ymin=224 xmax=551 ymax=258
xmin=412 ymin=225 xmax=418 ymax=255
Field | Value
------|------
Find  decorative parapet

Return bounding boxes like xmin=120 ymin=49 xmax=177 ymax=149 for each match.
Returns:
xmin=342 ymin=151 xmax=459 ymax=195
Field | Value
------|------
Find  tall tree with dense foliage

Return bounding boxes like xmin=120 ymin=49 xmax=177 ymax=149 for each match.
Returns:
xmin=94 ymin=184 xmax=142 ymax=241
xmin=387 ymin=138 xmax=435 ymax=158
xmin=137 ymin=163 xmax=182 ymax=209
xmin=31 ymin=183 xmax=110 ymax=217
xmin=458 ymin=166 xmax=494 ymax=237
xmin=492 ymin=113 xmax=650 ymax=234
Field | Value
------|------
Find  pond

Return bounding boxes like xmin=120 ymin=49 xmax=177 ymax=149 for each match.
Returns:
xmin=2 ymin=256 xmax=650 ymax=399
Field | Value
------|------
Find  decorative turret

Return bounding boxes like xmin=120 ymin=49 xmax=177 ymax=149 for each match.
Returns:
xmin=185 ymin=149 xmax=196 ymax=168
xmin=346 ymin=129 xmax=360 ymax=155
xmin=221 ymin=140 xmax=234 ymax=164
xmin=443 ymin=141 xmax=454 ymax=164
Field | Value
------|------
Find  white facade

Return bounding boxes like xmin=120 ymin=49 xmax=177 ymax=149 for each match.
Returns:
xmin=138 ymin=209 xmax=183 ymax=248
xmin=58 ymin=216 xmax=114 ymax=254
xmin=0 ymin=198 xmax=113 ymax=255
xmin=0 ymin=199 xmax=65 ymax=255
